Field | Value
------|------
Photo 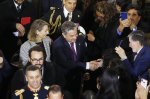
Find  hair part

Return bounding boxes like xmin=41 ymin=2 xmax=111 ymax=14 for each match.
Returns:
xmin=128 ymin=30 xmax=145 ymax=46
xmin=28 ymin=19 xmax=50 ymax=41
xmin=61 ymin=21 xmax=77 ymax=35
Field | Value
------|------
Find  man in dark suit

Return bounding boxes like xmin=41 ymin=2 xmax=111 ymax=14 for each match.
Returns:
xmin=116 ymin=5 xmax=150 ymax=60
xmin=115 ymin=30 xmax=150 ymax=80
xmin=52 ymin=21 xmax=102 ymax=99
xmin=0 ymin=0 xmax=37 ymax=61
xmin=11 ymin=45 xmax=58 ymax=93
xmin=42 ymin=0 xmax=82 ymax=40
xmin=115 ymin=30 xmax=150 ymax=97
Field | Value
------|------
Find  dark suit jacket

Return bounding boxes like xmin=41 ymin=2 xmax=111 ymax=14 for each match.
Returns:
xmin=41 ymin=7 xmax=82 ymax=40
xmin=52 ymin=35 xmax=87 ymax=75
xmin=123 ymin=46 xmax=150 ymax=80
xmin=52 ymin=35 xmax=87 ymax=98
xmin=0 ymin=0 xmax=37 ymax=61
xmin=116 ymin=20 xmax=150 ymax=61
xmin=10 ymin=62 xmax=56 ymax=93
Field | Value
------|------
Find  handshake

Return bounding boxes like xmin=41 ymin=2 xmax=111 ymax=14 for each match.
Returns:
xmin=88 ymin=59 xmax=103 ymax=71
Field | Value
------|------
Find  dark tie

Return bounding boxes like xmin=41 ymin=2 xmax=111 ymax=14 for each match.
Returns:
xmin=70 ymin=42 xmax=77 ymax=61
xmin=17 ymin=5 xmax=21 ymax=13
xmin=67 ymin=13 xmax=72 ymax=21
xmin=133 ymin=52 xmax=137 ymax=61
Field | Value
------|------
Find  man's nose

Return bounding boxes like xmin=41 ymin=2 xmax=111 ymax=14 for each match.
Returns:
xmin=128 ymin=15 xmax=133 ymax=20
xmin=71 ymin=4 xmax=75 ymax=9
xmin=36 ymin=60 xmax=41 ymax=64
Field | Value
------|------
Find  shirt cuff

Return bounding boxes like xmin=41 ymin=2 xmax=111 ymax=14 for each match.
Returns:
xmin=117 ymin=28 xmax=122 ymax=35
xmin=132 ymin=26 xmax=137 ymax=32
xmin=86 ymin=62 xmax=89 ymax=69
xmin=121 ymin=56 xmax=127 ymax=61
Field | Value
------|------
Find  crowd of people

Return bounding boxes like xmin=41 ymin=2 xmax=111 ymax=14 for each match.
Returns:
xmin=0 ymin=0 xmax=150 ymax=99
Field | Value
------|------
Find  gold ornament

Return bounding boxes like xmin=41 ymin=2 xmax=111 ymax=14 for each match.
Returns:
xmin=33 ymin=93 xmax=38 ymax=99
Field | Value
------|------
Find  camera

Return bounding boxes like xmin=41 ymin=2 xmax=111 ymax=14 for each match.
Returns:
xmin=120 ymin=12 xmax=127 ymax=20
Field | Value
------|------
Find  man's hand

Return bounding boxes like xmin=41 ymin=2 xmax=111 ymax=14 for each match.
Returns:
xmin=118 ymin=18 xmax=131 ymax=33
xmin=87 ymin=31 xmax=95 ymax=42
xmin=89 ymin=60 xmax=102 ymax=71
xmin=115 ymin=46 xmax=127 ymax=60
xmin=16 ymin=23 xmax=25 ymax=37
xmin=135 ymin=82 xmax=149 ymax=99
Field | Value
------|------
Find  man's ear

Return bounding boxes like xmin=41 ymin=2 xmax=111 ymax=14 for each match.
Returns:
xmin=36 ymin=30 xmax=40 ymax=35
xmin=25 ymin=75 xmax=28 ymax=82
xmin=62 ymin=33 xmax=66 ymax=38
xmin=0 ymin=57 xmax=3 ymax=64
xmin=29 ymin=57 xmax=31 ymax=63
xmin=62 ymin=0 xmax=65 ymax=5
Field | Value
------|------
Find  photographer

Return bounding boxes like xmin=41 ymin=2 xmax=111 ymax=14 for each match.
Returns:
xmin=135 ymin=82 xmax=150 ymax=99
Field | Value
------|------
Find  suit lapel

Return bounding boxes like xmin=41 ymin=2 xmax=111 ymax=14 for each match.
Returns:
xmin=134 ymin=47 xmax=145 ymax=62
xmin=9 ymin=1 xmax=18 ymax=14
xmin=61 ymin=8 xmax=68 ymax=22
xmin=61 ymin=36 xmax=72 ymax=51
xmin=76 ymin=40 xmax=81 ymax=60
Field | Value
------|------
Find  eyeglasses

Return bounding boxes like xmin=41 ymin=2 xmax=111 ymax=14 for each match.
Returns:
xmin=31 ymin=57 xmax=44 ymax=62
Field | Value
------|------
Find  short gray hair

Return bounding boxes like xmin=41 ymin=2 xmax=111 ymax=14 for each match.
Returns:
xmin=128 ymin=30 xmax=145 ymax=46
xmin=61 ymin=21 xmax=77 ymax=35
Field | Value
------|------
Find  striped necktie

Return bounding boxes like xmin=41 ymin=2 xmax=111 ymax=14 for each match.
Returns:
xmin=70 ymin=42 xmax=77 ymax=61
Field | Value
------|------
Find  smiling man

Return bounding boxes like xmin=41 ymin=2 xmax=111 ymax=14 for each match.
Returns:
xmin=41 ymin=0 xmax=82 ymax=40
xmin=116 ymin=4 xmax=150 ymax=61
xmin=115 ymin=30 xmax=150 ymax=80
xmin=52 ymin=21 xmax=101 ymax=99
xmin=12 ymin=66 xmax=49 ymax=99
xmin=11 ymin=45 xmax=58 ymax=93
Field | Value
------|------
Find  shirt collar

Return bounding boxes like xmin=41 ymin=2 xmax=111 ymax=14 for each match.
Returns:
xmin=63 ymin=6 xmax=72 ymax=18
xmin=136 ymin=46 xmax=143 ymax=54
xmin=14 ymin=1 xmax=22 ymax=9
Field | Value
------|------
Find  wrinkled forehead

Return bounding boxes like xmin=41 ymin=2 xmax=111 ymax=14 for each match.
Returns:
xmin=30 ymin=51 xmax=44 ymax=58
xmin=26 ymin=69 xmax=41 ymax=76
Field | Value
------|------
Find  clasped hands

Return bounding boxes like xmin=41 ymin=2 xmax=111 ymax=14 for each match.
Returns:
xmin=89 ymin=59 xmax=103 ymax=71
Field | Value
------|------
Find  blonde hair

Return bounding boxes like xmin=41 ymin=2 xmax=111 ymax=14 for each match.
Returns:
xmin=28 ymin=19 xmax=50 ymax=42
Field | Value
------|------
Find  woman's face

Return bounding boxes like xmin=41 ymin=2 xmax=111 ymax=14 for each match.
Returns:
xmin=95 ymin=10 xmax=105 ymax=22
xmin=116 ymin=4 xmax=121 ymax=13
xmin=37 ymin=25 xmax=49 ymax=39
